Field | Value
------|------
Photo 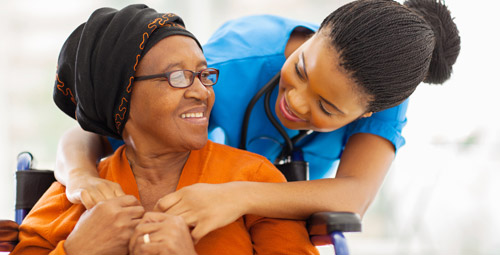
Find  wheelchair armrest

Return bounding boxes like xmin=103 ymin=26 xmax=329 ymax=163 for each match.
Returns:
xmin=0 ymin=220 xmax=19 ymax=252
xmin=307 ymin=211 xmax=362 ymax=236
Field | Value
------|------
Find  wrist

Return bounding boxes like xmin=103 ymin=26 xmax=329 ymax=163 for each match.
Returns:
xmin=231 ymin=182 xmax=259 ymax=215
xmin=68 ymin=166 xmax=100 ymax=183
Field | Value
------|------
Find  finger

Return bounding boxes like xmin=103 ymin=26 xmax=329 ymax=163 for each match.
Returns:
xmin=97 ymin=182 xmax=123 ymax=200
xmin=163 ymin=204 xmax=192 ymax=217
xmin=128 ymin=218 xmax=150 ymax=251
xmin=80 ymin=189 xmax=97 ymax=210
xmin=135 ymin=222 xmax=163 ymax=237
xmin=113 ymin=184 xmax=126 ymax=197
xmin=66 ymin=188 xmax=83 ymax=204
xmin=116 ymin=195 xmax=142 ymax=207
xmin=87 ymin=188 xmax=107 ymax=206
xmin=141 ymin=212 xmax=168 ymax=223
xmin=133 ymin=242 xmax=164 ymax=255
xmin=176 ymin=211 xmax=198 ymax=228
xmin=130 ymin=222 xmax=162 ymax=249
xmin=153 ymin=193 xmax=181 ymax=212
xmin=126 ymin=206 xmax=146 ymax=220
xmin=191 ymin=224 xmax=211 ymax=244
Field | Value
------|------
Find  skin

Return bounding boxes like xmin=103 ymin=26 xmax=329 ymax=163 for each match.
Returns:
xmin=153 ymin=32 xmax=393 ymax=242
xmin=123 ymin=35 xmax=214 ymax=212
xmin=64 ymin=35 xmax=212 ymax=254
xmin=129 ymin=212 xmax=196 ymax=255
xmin=64 ymin=195 xmax=145 ymax=255
xmin=55 ymin=29 xmax=396 ymax=243
xmin=277 ymin=32 xmax=372 ymax=132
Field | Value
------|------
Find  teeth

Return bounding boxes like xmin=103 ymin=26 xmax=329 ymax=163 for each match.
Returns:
xmin=181 ymin=112 xmax=204 ymax=118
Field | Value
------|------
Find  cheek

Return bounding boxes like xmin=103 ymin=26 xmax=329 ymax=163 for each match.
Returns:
xmin=132 ymin=89 xmax=179 ymax=122
xmin=208 ymin=88 xmax=215 ymax=110
xmin=309 ymin=111 xmax=350 ymax=132
xmin=280 ymin=59 xmax=296 ymax=86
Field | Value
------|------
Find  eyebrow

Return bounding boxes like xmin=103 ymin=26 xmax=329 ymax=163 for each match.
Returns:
xmin=319 ymin=95 xmax=345 ymax=115
xmin=161 ymin=62 xmax=182 ymax=72
xmin=162 ymin=60 xmax=208 ymax=72
xmin=301 ymin=52 xmax=309 ymax=80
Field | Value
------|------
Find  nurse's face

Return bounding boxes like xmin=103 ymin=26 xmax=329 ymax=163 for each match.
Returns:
xmin=277 ymin=33 xmax=372 ymax=132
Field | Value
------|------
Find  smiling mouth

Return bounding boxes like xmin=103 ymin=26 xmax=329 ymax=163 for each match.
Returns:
xmin=279 ymin=95 xmax=305 ymax=122
xmin=181 ymin=112 xmax=204 ymax=118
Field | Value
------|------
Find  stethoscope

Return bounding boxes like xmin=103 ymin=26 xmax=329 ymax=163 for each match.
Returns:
xmin=239 ymin=72 xmax=314 ymax=165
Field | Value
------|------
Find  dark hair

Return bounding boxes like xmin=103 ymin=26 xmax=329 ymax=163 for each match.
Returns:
xmin=319 ymin=0 xmax=460 ymax=112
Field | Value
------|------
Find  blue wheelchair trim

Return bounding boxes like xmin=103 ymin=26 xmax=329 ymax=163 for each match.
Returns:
xmin=331 ymin=231 xmax=348 ymax=255
xmin=15 ymin=152 xmax=33 ymax=225
xmin=308 ymin=211 xmax=362 ymax=255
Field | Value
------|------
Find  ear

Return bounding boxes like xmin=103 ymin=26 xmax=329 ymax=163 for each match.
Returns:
xmin=361 ymin=112 xmax=373 ymax=118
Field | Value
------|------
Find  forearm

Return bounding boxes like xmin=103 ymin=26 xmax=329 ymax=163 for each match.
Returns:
xmin=244 ymin=133 xmax=395 ymax=219
xmin=240 ymin=178 xmax=365 ymax=220
xmin=54 ymin=126 xmax=111 ymax=185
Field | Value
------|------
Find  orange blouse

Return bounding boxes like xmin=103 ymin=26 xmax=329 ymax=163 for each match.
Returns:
xmin=12 ymin=141 xmax=318 ymax=254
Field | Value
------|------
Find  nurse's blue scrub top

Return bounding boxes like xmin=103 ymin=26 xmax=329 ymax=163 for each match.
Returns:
xmin=110 ymin=15 xmax=408 ymax=180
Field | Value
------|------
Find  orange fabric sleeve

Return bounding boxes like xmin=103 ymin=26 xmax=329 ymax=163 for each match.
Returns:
xmin=10 ymin=182 xmax=83 ymax=255
xmin=244 ymin=160 xmax=319 ymax=255
xmin=49 ymin=241 xmax=67 ymax=255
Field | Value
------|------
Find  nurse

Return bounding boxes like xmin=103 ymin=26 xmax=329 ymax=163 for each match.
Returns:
xmin=54 ymin=0 xmax=460 ymax=242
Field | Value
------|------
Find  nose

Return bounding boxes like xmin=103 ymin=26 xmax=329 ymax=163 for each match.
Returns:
xmin=287 ymin=86 xmax=310 ymax=116
xmin=184 ymin=77 xmax=211 ymax=101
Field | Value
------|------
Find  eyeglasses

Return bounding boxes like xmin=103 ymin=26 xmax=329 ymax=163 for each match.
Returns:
xmin=134 ymin=68 xmax=219 ymax=88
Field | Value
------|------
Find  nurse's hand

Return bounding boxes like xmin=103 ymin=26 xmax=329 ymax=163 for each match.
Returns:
xmin=153 ymin=182 xmax=247 ymax=243
xmin=66 ymin=172 xmax=126 ymax=209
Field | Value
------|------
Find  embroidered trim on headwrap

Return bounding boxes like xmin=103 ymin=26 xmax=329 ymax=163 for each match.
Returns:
xmin=53 ymin=4 xmax=201 ymax=139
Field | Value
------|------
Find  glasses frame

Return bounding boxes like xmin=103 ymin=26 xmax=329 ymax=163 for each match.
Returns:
xmin=134 ymin=68 xmax=219 ymax=88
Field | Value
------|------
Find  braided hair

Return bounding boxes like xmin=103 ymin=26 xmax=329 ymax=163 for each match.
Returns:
xmin=319 ymin=0 xmax=461 ymax=112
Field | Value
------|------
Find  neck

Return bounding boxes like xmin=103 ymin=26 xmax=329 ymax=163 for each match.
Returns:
xmin=284 ymin=27 xmax=313 ymax=58
xmin=125 ymin=145 xmax=190 ymax=211
xmin=125 ymin=146 xmax=190 ymax=185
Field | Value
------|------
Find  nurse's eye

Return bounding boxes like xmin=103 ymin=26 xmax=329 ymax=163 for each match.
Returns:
xmin=318 ymin=101 xmax=334 ymax=116
xmin=295 ymin=62 xmax=306 ymax=81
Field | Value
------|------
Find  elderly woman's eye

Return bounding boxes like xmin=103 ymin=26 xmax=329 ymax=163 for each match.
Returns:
xmin=169 ymin=71 xmax=187 ymax=84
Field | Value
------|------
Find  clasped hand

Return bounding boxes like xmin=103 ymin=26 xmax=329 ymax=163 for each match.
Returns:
xmin=67 ymin=177 xmax=247 ymax=243
xmin=64 ymin=195 xmax=196 ymax=255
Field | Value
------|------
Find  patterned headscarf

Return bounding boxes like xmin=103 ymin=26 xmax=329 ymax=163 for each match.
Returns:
xmin=53 ymin=4 xmax=201 ymax=139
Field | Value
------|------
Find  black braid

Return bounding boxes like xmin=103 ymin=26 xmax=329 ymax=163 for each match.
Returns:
xmin=319 ymin=0 xmax=460 ymax=113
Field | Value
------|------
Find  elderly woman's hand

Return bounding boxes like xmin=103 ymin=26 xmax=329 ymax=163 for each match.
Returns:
xmin=129 ymin=212 xmax=197 ymax=255
xmin=64 ymin=195 xmax=144 ymax=255
xmin=153 ymin=182 xmax=248 ymax=243
xmin=66 ymin=171 xmax=126 ymax=209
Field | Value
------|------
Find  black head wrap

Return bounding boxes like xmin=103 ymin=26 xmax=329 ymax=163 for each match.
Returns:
xmin=54 ymin=4 xmax=202 ymax=139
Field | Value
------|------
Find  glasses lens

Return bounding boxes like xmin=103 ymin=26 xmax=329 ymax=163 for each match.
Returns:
xmin=169 ymin=70 xmax=190 ymax=88
xmin=200 ymin=69 xmax=218 ymax=85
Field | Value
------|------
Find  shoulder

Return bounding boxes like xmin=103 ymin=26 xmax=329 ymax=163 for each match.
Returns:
xmin=206 ymin=140 xmax=271 ymax=163
xmin=24 ymin=182 xmax=74 ymax=218
xmin=204 ymin=141 xmax=286 ymax=182
xmin=17 ymin=182 xmax=84 ymax=248
xmin=204 ymin=15 xmax=318 ymax=64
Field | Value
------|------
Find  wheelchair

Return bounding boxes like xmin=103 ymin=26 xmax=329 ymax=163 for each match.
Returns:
xmin=0 ymin=152 xmax=361 ymax=254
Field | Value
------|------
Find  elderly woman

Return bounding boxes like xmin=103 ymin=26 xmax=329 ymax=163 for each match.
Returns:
xmin=12 ymin=5 xmax=318 ymax=255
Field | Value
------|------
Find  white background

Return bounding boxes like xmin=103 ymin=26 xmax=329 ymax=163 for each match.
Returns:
xmin=1 ymin=0 xmax=499 ymax=254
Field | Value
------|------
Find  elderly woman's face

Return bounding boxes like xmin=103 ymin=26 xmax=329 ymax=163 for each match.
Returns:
xmin=127 ymin=35 xmax=214 ymax=152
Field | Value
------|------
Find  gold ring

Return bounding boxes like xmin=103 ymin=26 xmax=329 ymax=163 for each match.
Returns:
xmin=143 ymin=233 xmax=151 ymax=244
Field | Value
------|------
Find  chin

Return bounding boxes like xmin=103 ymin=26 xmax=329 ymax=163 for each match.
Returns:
xmin=187 ymin=135 xmax=209 ymax=150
